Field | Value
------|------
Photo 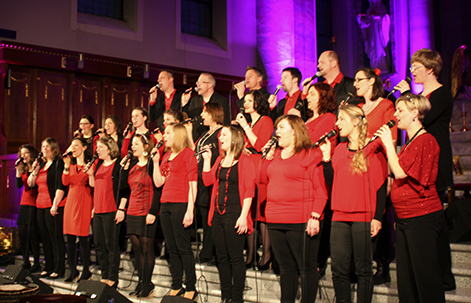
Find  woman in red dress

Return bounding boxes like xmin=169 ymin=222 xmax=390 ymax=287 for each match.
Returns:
xmin=29 ymin=138 xmax=67 ymax=279
xmin=320 ymin=105 xmax=387 ymax=303
xmin=202 ymin=125 xmax=256 ymax=303
xmin=152 ymin=123 xmax=198 ymax=301
xmin=121 ymin=107 xmax=158 ymax=158
xmin=235 ymin=89 xmax=273 ymax=270
xmin=16 ymin=144 xmax=40 ymax=273
xmin=376 ymin=93 xmax=446 ymax=303
xmin=260 ymin=115 xmax=328 ymax=303
xmin=118 ymin=133 xmax=159 ymax=298
xmin=62 ymin=137 xmax=93 ymax=282
xmin=354 ymin=68 xmax=397 ymax=141
xmin=89 ymin=136 xmax=122 ymax=288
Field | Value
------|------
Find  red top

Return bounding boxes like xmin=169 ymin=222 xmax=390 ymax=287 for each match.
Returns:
xmin=127 ymin=164 xmax=154 ymax=216
xmin=62 ymin=165 xmax=93 ymax=236
xmin=306 ymin=113 xmax=337 ymax=156
xmin=36 ymin=168 xmax=51 ymax=209
xmin=331 ymin=141 xmax=387 ymax=222
xmin=260 ymin=149 xmax=328 ymax=224
xmin=245 ymin=116 xmax=274 ymax=152
xmin=165 ymin=89 xmax=177 ymax=111
xmin=121 ymin=131 xmax=158 ymax=158
xmin=203 ymin=154 xmax=256 ymax=233
xmin=359 ymin=98 xmax=397 ymax=140
xmin=391 ymin=133 xmax=443 ymax=218
xmin=94 ymin=163 xmax=117 ymax=214
xmin=19 ymin=173 xmax=37 ymax=206
xmin=283 ymin=90 xmax=302 ymax=114
xmin=324 ymin=72 xmax=344 ymax=88
xmin=160 ymin=148 xmax=198 ymax=203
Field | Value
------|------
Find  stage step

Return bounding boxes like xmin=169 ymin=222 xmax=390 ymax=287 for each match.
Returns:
xmin=4 ymin=242 xmax=471 ymax=302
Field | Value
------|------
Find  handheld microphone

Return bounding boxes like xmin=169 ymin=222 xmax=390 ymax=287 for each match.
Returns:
xmin=194 ymin=87 xmax=199 ymax=93
xmin=15 ymin=157 xmax=24 ymax=167
xmin=123 ymin=150 xmax=133 ymax=164
xmin=150 ymin=126 xmax=163 ymax=135
xmin=312 ymin=129 xmax=337 ymax=147
xmin=344 ymin=92 xmax=355 ymax=105
xmin=239 ymin=107 xmax=245 ymax=114
xmin=262 ymin=136 xmax=278 ymax=159
xmin=155 ymin=83 xmax=161 ymax=89
xmin=366 ymin=120 xmax=396 ymax=145
xmin=294 ymin=98 xmax=305 ymax=112
xmin=62 ymin=151 xmax=73 ymax=158
xmin=37 ymin=152 xmax=43 ymax=162
xmin=307 ymin=71 xmax=322 ymax=84
xmin=151 ymin=141 xmax=165 ymax=158
xmin=391 ymin=76 xmax=412 ymax=94
xmin=123 ymin=122 xmax=133 ymax=138
xmin=92 ymin=130 xmax=103 ymax=137
xmin=272 ymin=84 xmax=282 ymax=96
xmin=182 ymin=116 xmax=202 ymax=125
xmin=194 ymin=143 xmax=216 ymax=156
xmin=84 ymin=152 xmax=99 ymax=173
xmin=73 ymin=129 xmax=82 ymax=138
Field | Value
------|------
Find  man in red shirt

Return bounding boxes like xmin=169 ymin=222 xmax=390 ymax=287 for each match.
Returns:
xmin=317 ymin=50 xmax=360 ymax=106
xmin=148 ymin=70 xmax=183 ymax=128
xmin=268 ymin=67 xmax=308 ymax=121
xmin=234 ymin=67 xmax=270 ymax=123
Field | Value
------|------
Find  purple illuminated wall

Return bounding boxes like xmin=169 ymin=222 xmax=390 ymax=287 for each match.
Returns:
xmin=256 ymin=0 xmax=317 ymax=94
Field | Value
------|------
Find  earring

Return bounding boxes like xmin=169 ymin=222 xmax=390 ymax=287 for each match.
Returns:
xmin=143 ymin=151 xmax=148 ymax=156
xmin=413 ymin=118 xmax=416 ymax=122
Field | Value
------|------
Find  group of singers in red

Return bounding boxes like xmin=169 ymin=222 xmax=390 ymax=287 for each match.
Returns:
xmin=15 ymin=48 xmax=453 ymax=303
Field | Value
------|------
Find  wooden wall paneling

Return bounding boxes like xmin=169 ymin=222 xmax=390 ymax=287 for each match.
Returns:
xmin=72 ymin=75 xmax=103 ymax=137
xmin=36 ymin=70 xmax=70 ymax=152
xmin=3 ymin=67 xmax=36 ymax=154
xmin=136 ymin=81 xmax=155 ymax=130
xmin=105 ymin=78 xmax=136 ymax=129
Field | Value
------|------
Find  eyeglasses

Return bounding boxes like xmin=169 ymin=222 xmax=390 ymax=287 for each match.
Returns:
xmin=196 ymin=81 xmax=210 ymax=85
xmin=409 ymin=65 xmax=424 ymax=72
xmin=354 ymin=78 xmax=368 ymax=83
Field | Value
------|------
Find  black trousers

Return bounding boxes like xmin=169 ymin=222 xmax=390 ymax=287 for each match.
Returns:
xmin=211 ymin=213 xmax=246 ymax=302
xmin=160 ymin=203 xmax=196 ymax=291
xmin=37 ymin=207 xmax=65 ymax=275
xmin=197 ymin=205 xmax=215 ymax=262
xmin=396 ymin=211 xmax=446 ymax=303
xmin=330 ymin=221 xmax=373 ymax=303
xmin=268 ymin=223 xmax=320 ymax=303
xmin=18 ymin=206 xmax=40 ymax=267
xmin=92 ymin=212 xmax=121 ymax=281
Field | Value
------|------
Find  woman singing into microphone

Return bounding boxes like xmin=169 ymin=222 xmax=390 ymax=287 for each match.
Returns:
xmin=118 ymin=133 xmax=159 ymax=298
xmin=202 ymin=125 xmax=256 ymax=303
xmin=16 ymin=144 xmax=40 ymax=273
xmin=376 ymin=94 xmax=447 ymax=303
xmin=89 ymin=136 xmax=122 ymax=288
xmin=28 ymin=138 xmax=67 ymax=279
xmin=234 ymin=89 xmax=273 ymax=270
xmin=152 ymin=123 xmax=198 ymax=301
xmin=320 ymin=105 xmax=387 ymax=303
xmin=260 ymin=115 xmax=328 ymax=303
xmin=62 ymin=137 xmax=93 ymax=282
xmin=97 ymin=115 xmax=124 ymax=151
xmin=121 ymin=107 xmax=158 ymax=158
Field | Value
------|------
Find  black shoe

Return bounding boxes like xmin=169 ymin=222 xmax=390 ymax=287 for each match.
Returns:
xmin=129 ymin=282 xmax=142 ymax=297
xmin=30 ymin=264 xmax=42 ymax=273
xmin=22 ymin=262 xmax=32 ymax=270
xmin=138 ymin=282 xmax=155 ymax=298
xmin=65 ymin=271 xmax=80 ymax=283
xmin=78 ymin=271 xmax=92 ymax=282
xmin=373 ymin=264 xmax=391 ymax=285
xmin=256 ymin=255 xmax=273 ymax=271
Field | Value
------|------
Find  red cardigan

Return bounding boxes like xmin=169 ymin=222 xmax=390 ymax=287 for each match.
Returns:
xmin=246 ymin=116 xmax=274 ymax=152
xmin=202 ymin=153 xmax=256 ymax=234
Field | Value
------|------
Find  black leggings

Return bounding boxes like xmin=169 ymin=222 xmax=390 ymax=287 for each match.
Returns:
xmin=37 ymin=207 xmax=65 ymax=275
xmin=330 ymin=221 xmax=373 ymax=303
xmin=160 ymin=203 xmax=196 ymax=291
xmin=92 ymin=212 xmax=121 ymax=281
xmin=211 ymin=213 xmax=246 ymax=302
xmin=268 ymin=223 xmax=321 ymax=303
xmin=18 ymin=206 xmax=40 ymax=267
xmin=129 ymin=234 xmax=155 ymax=285
xmin=66 ymin=234 xmax=91 ymax=276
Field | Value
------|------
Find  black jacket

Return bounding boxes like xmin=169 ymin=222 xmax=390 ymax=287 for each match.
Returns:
xmin=148 ymin=90 xmax=184 ymax=128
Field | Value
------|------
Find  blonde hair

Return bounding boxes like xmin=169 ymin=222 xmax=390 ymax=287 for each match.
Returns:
xmin=396 ymin=93 xmax=431 ymax=124
xmin=168 ymin=123 xmax=192 ymax=153
xmin=339 ymin=105 xmax=369 ymax=174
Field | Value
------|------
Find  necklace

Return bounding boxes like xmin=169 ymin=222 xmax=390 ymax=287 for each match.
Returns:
xmin=401 ymin=127 xmax=424 ymax=154
xmin=215 ymin=157 xmax=235 ymax=215
xmin=196 ymin=126 xmax=221 ymax=163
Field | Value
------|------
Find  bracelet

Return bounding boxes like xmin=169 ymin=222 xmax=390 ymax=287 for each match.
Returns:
xmin=323 ymin=158 xmax=332 ymax=163
xmin=31 ymin=174 xmax=37 ymax=177
xmin=64 ymin=168 xmax=69 ymax=172
xmin=243 ymin=125 xmax=250 ymax=130
xmin=118 ymin=208 xmax=126 ymax=212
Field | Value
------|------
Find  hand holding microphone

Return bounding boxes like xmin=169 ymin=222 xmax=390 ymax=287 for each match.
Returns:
xmin=262 ymin=136 xmax=278 ymax=159
xmin=120 ymin=150 xmax=133 ymax=170
xmin=234 ymin=80 xmax=246 ymax=99
xmin=84 ymin=152 xmax=99 ymax=173
xmin=268 ymin=84 xmax=282 ymax=109
xmin=312 ymin=129 xmax=337 ymax=147
xmin=198 ymin=143 xmax=216 ymax=161
xmin=15 ymin=157 xmax=24 ymax=167
xmin=374 ymin=120 xmax=396 ymax=147
xmin=392 ymin=76 xmax=412 ymax=94
xmin=123 ymin=122 xmax=133 ymax=138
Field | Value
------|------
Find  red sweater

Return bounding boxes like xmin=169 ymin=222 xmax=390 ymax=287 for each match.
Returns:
xmin=93 ymin=163 xmax=117 ymax=214
xmin=305 ymin=113 xmax=337 ymax=155
xmin=160 ymin=148 xmax=198 ymax=203
xmin=127 ymin=164 xmax=154 ymax=216
xmin=18 ymin=173 xmax=37 ymax=206
xmin=259 ymin=149 xmax=328 ymax=224
xmin=203 ymin=154 xmax=256 ymax=233
xmin=331 ymin=141 xmax=387 ymax=222
xmin=245 ymin=116 xmax=274 ymax=152
xmin=391 ymin=133 xmax=443 ymax=218
xmin=359 ymin=98 xmax=397 ymax=140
